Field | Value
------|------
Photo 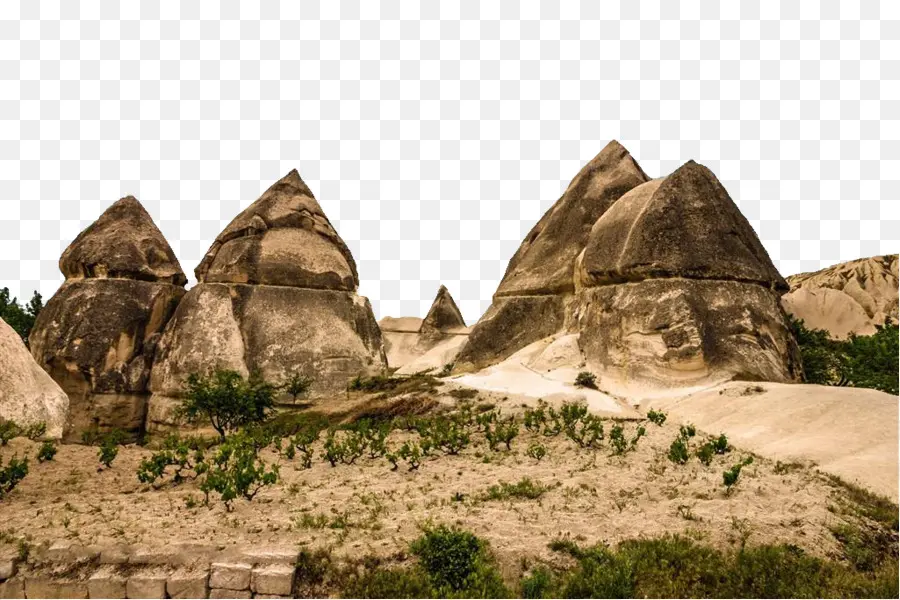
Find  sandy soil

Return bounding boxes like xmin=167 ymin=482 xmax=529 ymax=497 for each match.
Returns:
xmin=0 ymin=401 xmax=867 ymax=574
xmin=645 ymin=381 xmax=900 ymax=501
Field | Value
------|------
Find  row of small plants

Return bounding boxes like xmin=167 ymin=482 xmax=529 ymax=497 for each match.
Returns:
xmin=665 ymin=422 xmax=754 ymax=493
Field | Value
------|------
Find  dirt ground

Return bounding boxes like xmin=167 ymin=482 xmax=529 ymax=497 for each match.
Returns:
xmin=0 ymin=391 xmax=872 ymax=576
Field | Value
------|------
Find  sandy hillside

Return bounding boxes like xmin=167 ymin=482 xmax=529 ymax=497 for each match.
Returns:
xmin=644 ymin=381 xmax=899 ymax=501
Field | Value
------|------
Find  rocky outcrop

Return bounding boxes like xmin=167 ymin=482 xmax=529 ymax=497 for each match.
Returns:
xmin=454 ymin=141 xmax=650 ymax=372
xmin=782 ymin=255 xmax=899 ymax=339
xmin=574 ymin=161 xmax=800 ymax=388
xmin=29 ymin=197 xmax=186 ymax=441
xmin=380 ymin=286 xmax=469 ymax=374
xmin=148 ymin=171 xmax=386 ymax=433
xmin=0 ymin=318 xmax=69 ymax=438
xmin=456 ymin=145 xmax=800 ymax=390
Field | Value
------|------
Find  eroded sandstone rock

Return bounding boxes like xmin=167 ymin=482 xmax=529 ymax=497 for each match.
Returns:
xmin=29 ymin=197 xmax=186 ymax=440
xmin=782 ymin=254 xmax=899 ymax=339
xmin=148 ymin=171 xmax=386 ymax=432
xmin=0 ymin=317 xmax=69 ymax=438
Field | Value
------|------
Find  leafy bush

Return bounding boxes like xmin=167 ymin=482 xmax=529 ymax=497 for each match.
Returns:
xmin=711 ymin=433 xmax=729 ymax=454
xmin=199 ymin=431 xmax=279 ymax=510
xmin=668 ymin=436 xmax=690 ymax=464
xmin=523 ymin=402 xmax=547 ymax=433
xmin=94 ymin=429 xmax=125 ymax=469
xmin=679 ymin=424 xmax=696 ymax=439
xmin=322 ymin=429 xmax=366 ymax=466
xmin=790 ymin=317 xmax=899 ymax=395
xmin=574 ymin=371 xmax=598 ymax=389
xmin=409 ymin=525 xmax=509 ymax=597
xmin=0 ymin=287 xmax=42 ymax=346
xmin=526 ymin=443 xmax=547 ymax=462
xmin=419 ymin=416 xmax=471 ymax=455
xmin=696 ymin=443 xmax=715 ymax=467
xmin=559 ymin=402 xmax=605 ymax=448
xmin=521 ymin=566 xmax=555 ymax=599
xmin=0 ymin=420 xmax=18 ymax=446
xmin=283 ymin=428 xmax=320 ymax=468
xmin=386 ymin=441 xmax=423 ymax=471
xmin=137 ymin=434 xmax=210 ymax=485
xmin=610 ymin=423 xmax=646 ymax=455
xmin=179 ymin=370 xmax=277 ymax=441
xmin=723 ymin=457 xmax=754 ymax=492
xmin=484 ymin=416 xmax=518 ymax=451
xmin=0 ymin=455 xmax=28 ymax=498
xmin=646 ymin=409 xmax=667 ymax=426
xmin=36 ymin=441 xmax=57 ymax=463
xmin=282 ymin=372 xmax=313 ymax=402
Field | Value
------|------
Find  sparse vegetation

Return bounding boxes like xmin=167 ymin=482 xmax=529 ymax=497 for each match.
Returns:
xmin=526 ymin=443 xmax=547 ymax=462
xmin=83 ymin=428 xmax=126 ymax=469
xmin=36 ymin=441 xmax=57 ymax=463
xmin=0 ymin=455 xmax=28 ymax=499
xmin=199 ymin=430 xmax=279 ymax=510
xmin=574 ymin=371 xmax=598 ymax=389
xmin=646 ymin=409 xmax=667 ymax=426
xmin=483 ymin=477 xmax=549 ymax=502
xmin=723 ymin=456 xmax=754 ymax=492
xmin=668 ymin=436 xmax=690 ymax=464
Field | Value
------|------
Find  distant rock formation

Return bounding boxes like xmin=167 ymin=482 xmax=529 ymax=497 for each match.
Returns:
xmin=29 ymin=197 xmax=186 ymax=441
xmin=455 ymin=145 xmax=801 ymax=390
xmin=380 ymin=285 xmax=469 ymax=375
xmin=148 ymin=171 xmax=386 ymax=432
xmin=782 ymin=255 xmax=899 ymax=339
xmin=454 ymin=140 xmax=650 ymax=372
xmin=0 ymin=317 xmax=69 ymax=439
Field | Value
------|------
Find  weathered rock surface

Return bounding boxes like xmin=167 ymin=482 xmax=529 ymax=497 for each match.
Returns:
xmin=195 ymin=170 xmax=358 ymax=291
xmin=148 ymin=171 xmax=386 ymax=431
xmin=380 ymin=286 xmax=469 ymax=373
xmin=578 ymin=161 xmax=788 ymax=290
xmin=455 ymin=141 xmax=649 ymax=372
xmin=60 ymin=196 xmax=186 ymax=286
xmin=0 ymin=317 xmax=69 ymax=438
xmin=29 ymin=198 xmax=186 ymax=440
xmin=573 ymin=160 xmax=799 ymax=387
xmin=782 ymin=255 xmax=899 ymax=339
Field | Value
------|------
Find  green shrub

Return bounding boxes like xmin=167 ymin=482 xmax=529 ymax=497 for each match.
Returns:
xmin=526 ymin=443 xmax=547 ymax=462
xmin=0 ymin=420 xmax=18 ymax=446
xmin=696 ymin=442 xmax=715 ymax=467
xmin=484 ymin=416 xmax=518 ymax=451
xmin=559 ymin=402 xmax=604 ymax=448
xmin=646 ymin=409 xmax=667 ymax=426
xmin=610 ymin=423 xmax=645 ymax=455
xmin=199 ymin=431 xmax=279 ymax=510
xmin=521 ymin=566 xmax=555 ymax=598
xmin=284 ymin=428 xmax=320 ymax=468
xmin=0 ymin=455 xmax=28 ymax=498
xmin=410 ymin=525 xmax=509 ymax=597
xmin=419 ymin=416 xmax=471 ymax=455
xmin=322 ymin=429 xmax=366 ymax=466
xmin=137 ymin=434 xmax=210 ymax=485
xmin=668 ymin=436 xmax=690 ymax=464
xmin=282 ymin=372 xmax=313 ymax=402
xmin=679 ymin=424 xmax=697 ymax=439
xmin=711 ymin=433 xmax=729 ymax=454
xmin=0 ymin=288 xmax=42 ymax=346
xmin=523 ymin=402 xmax=547 ymax=433
xmin=387 ymin=441 xmax=422 ymax=471
xmin=574 ymin=371 xmax=598 ymax=389
xmin=36 ymin=441 xmax=57 ymax=463
xmin=97 ymin=429 xmax=126 ymax=469
xmin=179 ymin=370 xmax=277 ymax=441
xmin=723 ymin=456 xmax=754 ymax=492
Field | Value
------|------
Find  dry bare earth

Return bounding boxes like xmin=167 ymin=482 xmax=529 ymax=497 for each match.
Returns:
xmin=0 ymin=389 xmax=882 ymax=582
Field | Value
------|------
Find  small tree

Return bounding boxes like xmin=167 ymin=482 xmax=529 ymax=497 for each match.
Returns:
xmin=179 ymin=370 xmax=276 ymax=441
xmin=283 ymin=372 xmax=314 ymax=402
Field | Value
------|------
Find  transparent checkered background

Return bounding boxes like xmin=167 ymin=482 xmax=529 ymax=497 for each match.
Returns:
xmin=1 ymin=1 xmax=897 ymax=324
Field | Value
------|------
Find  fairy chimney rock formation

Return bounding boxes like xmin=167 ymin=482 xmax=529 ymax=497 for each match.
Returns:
xmin=574 ymin=160 xmax=800 ymax=388
xmin=148 ymin=170 xmax=386 ymax=433
xmin=29 ymin=197 xmax=186 ymax=441
xmin=454 ymin=140 xmax=650 ymax=372
xmin=420 ymin=285 xmax=466 ymax=337
xmin=0 ymin=318 xmax=69 ymax=439
xmin=782 ymin=255 xmax=899 ymax=339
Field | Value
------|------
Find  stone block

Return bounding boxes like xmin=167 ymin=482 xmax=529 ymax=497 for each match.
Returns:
xmin=0 ymin=559 xmax=16 ymax=581
xmin=126 ymin=572 xmax=167 ymax=599
xmin=98 ymin=545 xmax=132 ymax=565
xmin=88 ymin=569 xmax=126 ymax=599
xmin=45 ymin=541 xmax=100 ymax=564
xmin=209 ymin=589 xmax=251 ymax=599
xmin=24 ymin=576 xmax=89 ymax=599
xmin=239 ymin=546 xmax=299 ymax=565
xmin=0 ymin=578 xmax=24 ymax=599
xmin=167 ymin=570 xmax=209 ymax=599
xmin=209 ymin=562 xmax=251 ymax=591
xmin=250 ymin=564 xmax=295 ymax=597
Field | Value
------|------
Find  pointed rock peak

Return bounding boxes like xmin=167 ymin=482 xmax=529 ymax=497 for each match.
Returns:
xmin=421 ymin=285 xmax=466 ymax=333
xmin=60 ymin=195 xmax=187 ymax=286
xmin=494 ymin=141 xmax=651 ymax=297
xmin=580 ymin=159 xmax=787 ymax=291
xmin=195 ymin=170 xmax=360 ymax=291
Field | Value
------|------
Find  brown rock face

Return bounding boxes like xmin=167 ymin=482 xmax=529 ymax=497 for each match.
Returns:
xmin=455 ymin=141 xmax=649 ymax=372
xmin=420 ymin=285 xmax=466 ymax=337
xmin=60 ymin=196 xmax=187 ymax=286
xmin=30 ymin=198 xmax=186 ymax=440
xmin=578 ymin=161 xmax=787 ymax=290
xmin=148 ymin=171 xmax=386 ymax=432
xmin=782 ymin=255 xmax=899 ymax=339
xmin=196 ymin=170 xmax=358 ymax=291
